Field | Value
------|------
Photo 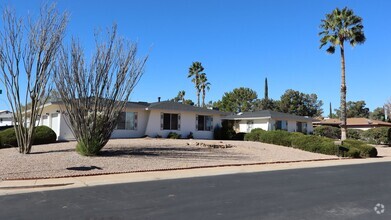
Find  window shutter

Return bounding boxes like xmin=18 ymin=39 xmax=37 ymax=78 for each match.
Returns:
xmin=134 ymin=112 xmax=138 ymax=130
xmin=178 ymin=114 xmax=181 ymax=130
xmin=210 ymin=116 xmax=213 ymax=131
xmin=195 ymin=115 xmax=199 ymax=130
xmin=160 ymin=113 xmax=164 ymax=130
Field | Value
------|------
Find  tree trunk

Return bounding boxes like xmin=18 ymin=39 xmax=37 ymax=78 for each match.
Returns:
xmin=340 ymin=43 xmax=347 ymax=141
xmin=197 ymin=91 xmax=200 ymax=107
xmin=202 ymin=89 xmax=205 ymax=108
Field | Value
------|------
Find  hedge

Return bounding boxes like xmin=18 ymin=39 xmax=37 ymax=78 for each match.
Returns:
xmin=290 ymin=135 xmax=338 ymax=156
xmin=347 ymin=129 xmax=363 ymax=140
xmin=361 ymin=127 xmax=391 ymax=145
xmin=313 ymin=126 xmax=341 ymax=139
xmin=0 ymin=126 xmax=57 ymax=148
xmin=244 ymin=129 xmax=377 ymax=158
xmin=342 ymin=139 xmax=378 ymax=157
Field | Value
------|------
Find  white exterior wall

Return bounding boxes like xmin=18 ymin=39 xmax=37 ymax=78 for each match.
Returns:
xmin=237 ymin=119 xmax=269 ymax=133
xmin=0 ymin=111 xmax=13 ymax=126
xmin=0 ymin=118 xmax=13 ymax=126
xmin=145 ymin=110 xmax=221 ymax=139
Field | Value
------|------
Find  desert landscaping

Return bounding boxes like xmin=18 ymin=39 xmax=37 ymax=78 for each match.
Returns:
xmin=0 ymin=138 xmax=347 ymax=180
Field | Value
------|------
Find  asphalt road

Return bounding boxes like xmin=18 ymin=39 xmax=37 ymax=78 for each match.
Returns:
xmin=1 ymin=162 xmax=391 ymax=220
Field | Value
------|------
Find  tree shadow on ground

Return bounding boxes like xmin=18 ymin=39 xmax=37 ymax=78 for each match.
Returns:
xmin=30 ymin=148 xmax=75 ymax=155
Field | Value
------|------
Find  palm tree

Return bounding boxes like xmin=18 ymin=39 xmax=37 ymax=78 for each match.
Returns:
xmin=319 ymin=7 xmax=365 ymax=141
xmin=178 ymin=90 xmax=186 ymax=103
xmin=187 ymin=62 xmax=204 ymax=107
xmin=199 ymin=73 xmax=211 ymax=108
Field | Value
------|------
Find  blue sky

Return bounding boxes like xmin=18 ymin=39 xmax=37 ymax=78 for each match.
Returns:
xmin=1 ymin=0 xmax=390 ymax=114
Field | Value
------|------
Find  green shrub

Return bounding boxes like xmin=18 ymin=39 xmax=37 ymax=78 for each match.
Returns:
xmin=167 ymin=132 xmax=181 ymax=139
xmin=187 ymin=132 xmax=194 ymax=139
xmin=314 ymin=126 xmax=341 ymax=139
xmin=258 ymin=130 xmax=293 ymax=147
xmin=291 ymin=135 xmax=338 ymax=156
xmin=361 ymin=127 xmax=391 ymax=145
xmin=342 ymin=139 xmax=378 ymax=157
xmin=33 ymin=126 xmax=57 ymax=145
xmin=0 ymin=126 xmax=57 ymax=148
xmin=347 ymin=129 xmax=363 ymax=140
xmin=244 ymin=129 xmax=265 ymax=141
xmin=213 ymin=125 xmax=222 ymax=140
xmin=0 ymin=127 xmax=18 ymax=148
xmin=220 ymin=120 xmax=236 ymax=140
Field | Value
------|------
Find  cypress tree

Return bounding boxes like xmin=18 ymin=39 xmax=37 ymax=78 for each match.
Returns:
xmin=264 ymin=77 xmax=269 ymax=100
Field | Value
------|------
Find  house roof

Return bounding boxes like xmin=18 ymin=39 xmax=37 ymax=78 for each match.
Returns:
xmin=44 ymin=100 xmax=224 ymax=115
xmin=147 ymin=101 xmax=224 ymax=115
xmin=314 ymin=118 xmax=391 ymax=127
xmin=221 ymin=110 xmax=314 ymax=122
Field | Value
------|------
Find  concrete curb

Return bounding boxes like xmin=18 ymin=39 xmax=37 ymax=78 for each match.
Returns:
xmin=2 ymin=157 xmax=346 ymax=181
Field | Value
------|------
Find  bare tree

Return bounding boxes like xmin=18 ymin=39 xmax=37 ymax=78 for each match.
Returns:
xmin=54 ymin=24 xmax=148 ymax=156
xmin=0 ymin=4 xmax=68 ymax=154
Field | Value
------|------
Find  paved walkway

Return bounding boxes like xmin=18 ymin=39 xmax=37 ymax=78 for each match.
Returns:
xmin=1 ymin=155 xmax=391 ymax=196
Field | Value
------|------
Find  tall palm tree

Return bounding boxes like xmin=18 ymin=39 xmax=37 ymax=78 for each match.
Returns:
xmin=319 ymin=7 xmax=365 ymax=141
xmin=199 ymin=73 xmax=211 ymax=108
xmin=187 ymin=62 xmax=204 ymax=107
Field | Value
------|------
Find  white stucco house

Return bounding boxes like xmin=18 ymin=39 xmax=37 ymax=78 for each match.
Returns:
xmin=221 ymin=110 xmax=314 ymax=134
xmin=0 ymin=110 xmax=13 ymax=127
xmin=38 ymin=101 xmax=224 ymax=141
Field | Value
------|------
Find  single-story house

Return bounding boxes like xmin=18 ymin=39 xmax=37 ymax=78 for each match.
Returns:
xmin=37 ymin=101 xmax=224 ymax=141
xmin=313 ymin=118 xmax=391 ymax=131
xmin=0 ymin=110 xmax=13 ymax=127
xmin=221 ymin=110 xmax=314 ymax=134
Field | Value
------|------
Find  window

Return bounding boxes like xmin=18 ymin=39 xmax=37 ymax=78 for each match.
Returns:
xmin=296 ymin=122 xmax=303 ymax=132
xmin=117 ymin=112 xmax=137 ymax=130
xmin=275 ymin=120 xmax=287 ymax=131
xmin=196 ymin=115 xmax=213 ymax=131
xmin=162 ymin=113 xmax=180 ymax=130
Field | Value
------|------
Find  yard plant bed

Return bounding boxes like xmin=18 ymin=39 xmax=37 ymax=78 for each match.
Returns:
xmin=0 ymin=138 xmax=338 ymax=180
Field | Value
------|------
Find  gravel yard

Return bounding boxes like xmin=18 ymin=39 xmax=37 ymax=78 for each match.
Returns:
xmin=0 ymin=138 xmax=343 ymax=180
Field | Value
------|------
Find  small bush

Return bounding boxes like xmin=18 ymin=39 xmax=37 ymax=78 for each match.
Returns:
xmin=314 ymin=126 xmax=341 ymax=139
xmin=33 ymin=126 xmax=57 ymax=145
xmin=0 ymin=127 xmax=18 ymax=148
xmin=361 ymin=127 xmax=391 ymax=145
xmin=155 ymin=134 xmax=162 ymax=138
xmin=220 ymin=120 xmax=236 ymax=140
xmin=187 ymin=132 xmax=194 ymax=139
xmin=244 ymin=129 xmax=265 ymax=141
xmin=347 ymin=129 xmax=363 ymax=140
xmin=342 ymin=139 xmax=378 ymax=157
xmin=167 ymin=132 xmax=181 ymax=139
xmin=0 ymin=126 xmax=57 ymax=148
xmin=213 ymin=125 xmax=222 ymax=140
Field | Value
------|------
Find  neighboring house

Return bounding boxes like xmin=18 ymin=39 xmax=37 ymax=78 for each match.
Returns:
xmin=0 ymin=110 xmax=13 ymax=127
xmin=221 ymin=110 xmax=314 ymax=134
xmin=38 ymin=101 xmax=224 ymax=141
xmin=313 ymin=118 xmax=391 ymax=131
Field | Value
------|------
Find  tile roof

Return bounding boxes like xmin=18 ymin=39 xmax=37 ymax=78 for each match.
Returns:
xmin=147 ymin=101 xmax=224 ymax=115
xmin=314 ymin=118 xmax=391 ymax=127
xmin=222 ymin=110 xmax=314 ymax=121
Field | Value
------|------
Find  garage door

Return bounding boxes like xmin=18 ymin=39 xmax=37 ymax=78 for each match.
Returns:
xmin=42 ymin=115 xmax=49 ymax=127
xmin=51 ymin=113 xmax=59 ymax=137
